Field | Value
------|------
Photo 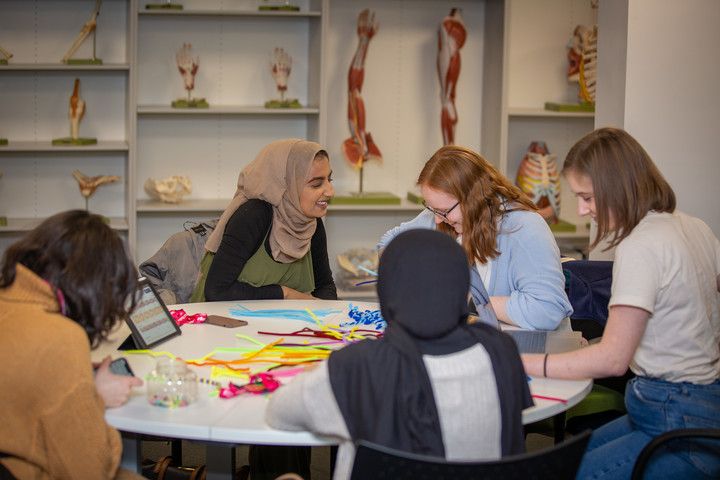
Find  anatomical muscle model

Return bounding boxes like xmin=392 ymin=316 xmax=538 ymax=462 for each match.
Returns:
xmin=343 ymin=9 xmax=382 ymax=193
xmin=437 ymin=8 xmax=466 ymax=146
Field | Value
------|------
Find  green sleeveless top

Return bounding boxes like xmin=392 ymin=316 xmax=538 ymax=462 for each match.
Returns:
xmin=190 ymin=234 xmax=315 ymax=303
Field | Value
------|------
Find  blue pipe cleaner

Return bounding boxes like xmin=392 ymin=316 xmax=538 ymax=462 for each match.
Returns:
xmin=228 ymin=305 xmax=342 ymax=323
xmin=340 ymin=304 xmax=386 ymax=331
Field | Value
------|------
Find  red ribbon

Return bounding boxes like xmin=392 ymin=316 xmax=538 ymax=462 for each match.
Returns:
xmin=170 ymin=309 xmax=207 ymax=325
xmin=218 ymin=373 xmax=281 ymax=399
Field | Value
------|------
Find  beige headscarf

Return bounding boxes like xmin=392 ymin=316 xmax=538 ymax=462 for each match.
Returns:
xmin=205 ymin=139 xmax=326 ymax=263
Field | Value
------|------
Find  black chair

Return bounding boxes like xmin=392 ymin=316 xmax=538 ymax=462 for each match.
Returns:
xmin=350 ymin=429 xmax=591 ymax=480
xmin=631 ymin=428 xmax=720 ymax=480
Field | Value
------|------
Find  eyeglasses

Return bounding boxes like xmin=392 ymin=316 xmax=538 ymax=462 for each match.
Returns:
xmin=423 ymin=201 xmax=459 ymax=220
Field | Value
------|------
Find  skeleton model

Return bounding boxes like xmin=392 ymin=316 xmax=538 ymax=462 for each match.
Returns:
xmin=578 ymin=25 xmax=597 ymax=104
xmin=516 ymin=141 xmax=561 ymax=224
xmin=567 ymin=1 xmax=598 ymax=105
xmin=72 ymin=170 xmax=120 ymax=211
xmin=0 ymin=44 xmax=13 ymax=64
xmin=343 ymin=9 xmax=382 ymax=193
xmin=144 ymin=175 xmax=192 ymax=204
xmin=437 ymin=8 xmax=466 ymax=146
xmin=172 ymin=43 xmax=207 ymax=108
xmin=62 ymin=0 xmax=102 ymax=64
xmin=265 ymin=47 xmax=300 ymax=108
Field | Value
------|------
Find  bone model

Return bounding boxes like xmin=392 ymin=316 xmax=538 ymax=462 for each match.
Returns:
xmin=144 ymin=175 xmax=192 ymax=204
xmin=176 ymin=43 xmax=199 ymax=102
xmin=72 ymin=170 xmax=120 ymax=199
xmin=68 ymin=79 xmax=86 ymax=140
xmin=62 ymin=0 xmax=102 ymax=63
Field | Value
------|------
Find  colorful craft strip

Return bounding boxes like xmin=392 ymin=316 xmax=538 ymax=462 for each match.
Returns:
xmin=228 ymin=305 xmax=342 ymax=323
xmin=170 ymin=309 xmax=207 ymax=325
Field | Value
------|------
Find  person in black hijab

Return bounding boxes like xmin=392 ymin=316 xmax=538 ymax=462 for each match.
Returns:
xmin=267 ymin=229 xmax=532 ymax=480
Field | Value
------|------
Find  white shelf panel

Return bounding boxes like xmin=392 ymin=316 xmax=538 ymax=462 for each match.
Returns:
xmin=508 ymin=108 xmax=595 ymax=118
xmin=552 ymin=222 xmax=591 ymax=240
xmin=0 ymin=141 xmax=129 ymax=153
xmin=0 ymin=217 xmax=129 ymax=233
xmin=0 ymin=63 xmax=130 ymax=71
xmin=137 ymin=106 xmax=320 ymax=115
xmin=326 ymin=199 xmax=424 ymax=212
xmin=139 ymin=10 xmax=321 ymax=18
xmin=137 ymin=198 xmax=229 ymax=213
xmin=137 ymin=198 xmax=425 ymax=214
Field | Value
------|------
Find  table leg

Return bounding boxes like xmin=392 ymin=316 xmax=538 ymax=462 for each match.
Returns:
xmin=206 ymin=443 xmax=236 ymax=480
xmin=120 ymin=432 xmax=142 ymax=473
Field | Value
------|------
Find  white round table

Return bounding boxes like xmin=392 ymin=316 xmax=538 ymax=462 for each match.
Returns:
xmin=95 ymin=299 xmax=592 ymax=479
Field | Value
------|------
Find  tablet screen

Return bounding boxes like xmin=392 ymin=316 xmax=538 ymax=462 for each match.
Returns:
xmin=126 ymin=279 xmax=181 ymax=348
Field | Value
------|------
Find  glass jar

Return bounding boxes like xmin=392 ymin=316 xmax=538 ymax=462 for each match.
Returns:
xmin=146 ymin=358 xmax=198 ymax=408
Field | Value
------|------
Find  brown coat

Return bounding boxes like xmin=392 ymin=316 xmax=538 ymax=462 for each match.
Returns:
xmin=0 ymin=264 xmax=132 ymax=479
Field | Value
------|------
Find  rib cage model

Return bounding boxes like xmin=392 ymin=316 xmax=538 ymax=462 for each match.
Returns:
xmin=516 ymin=141 xmax=560 ymax=223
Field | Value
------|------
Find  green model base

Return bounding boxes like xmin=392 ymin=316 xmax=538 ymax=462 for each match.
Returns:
xmin=406 ymin=191 xmax=423 ymax=205
xmin=0 ymin=217 xmax=7 ymax=227
xmin=0 ymin=59 xmax=8 ymax=65
xmin=264 ymin=99 xmax=302 ymax=109
xmin=65 ymin=58 xmax=103 ymax=65
xmin=0 ymin=138 xmax=8 ymax=146
xmin=332 ymin=192 xmax=401 ymax=206
xmin=548 ymin=218 xmax=577 ymax=232
xmin=171 ymin=98 xmax=209 ymax=108
xmin=52 ymin=137 xmax=98 ymax=146
xmin=259 ymin=4 xmax=300 ymax=11
xmin=145 ymin=3 xmax=183 ymax=9
xmin=544 ymin=101 xmax=594 ymax=112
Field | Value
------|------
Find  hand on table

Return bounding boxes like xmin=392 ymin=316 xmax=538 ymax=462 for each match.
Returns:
xmin=94 ymin=356 xmax=143 ymax=408
xmin=281 ymin=285 xmax=315 ymax=300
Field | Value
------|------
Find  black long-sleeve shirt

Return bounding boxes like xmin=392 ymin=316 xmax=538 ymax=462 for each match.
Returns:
xmin=204 ymin=199 xmax=337 ymax=301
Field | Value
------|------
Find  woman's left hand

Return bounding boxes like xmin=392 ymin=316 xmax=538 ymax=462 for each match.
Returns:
xmin=94 ymin=356 xmax=143 ymax=408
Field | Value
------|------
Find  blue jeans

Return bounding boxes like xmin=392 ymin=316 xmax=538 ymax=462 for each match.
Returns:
xmin=576 ymin=376 xmax=720 ymax=479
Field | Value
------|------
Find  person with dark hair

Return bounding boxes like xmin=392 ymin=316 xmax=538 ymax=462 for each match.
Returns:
xmin=266 ymin=229 xmax=532 ymax=480
xmin=378 ymin=145 xmax=572 ymax=330
xmin=523 ymin=128 xmax=720 ymax=479
xmin=0 ymin=210 xmax=144 ymax=479
xmin=191 ymin=138 xmax=336 ymax=303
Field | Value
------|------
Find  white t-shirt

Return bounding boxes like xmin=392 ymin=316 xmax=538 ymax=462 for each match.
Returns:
xmin=610 ymin=211 xmax=720 ymax=384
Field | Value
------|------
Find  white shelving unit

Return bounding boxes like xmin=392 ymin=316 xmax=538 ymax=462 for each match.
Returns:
xmin=2 ymin=0 xmax=593 ymax=271
xmin=0 ymin=0 xmax=133 ymax=253
xmin=133 ymin=0 xmax=326 ymax=261
xmin=483 ymin=0 xmax=597 ymax=255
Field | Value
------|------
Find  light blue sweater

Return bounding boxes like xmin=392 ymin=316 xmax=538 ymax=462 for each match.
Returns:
xmin=378 ymin=209 xmax=572 ymax=330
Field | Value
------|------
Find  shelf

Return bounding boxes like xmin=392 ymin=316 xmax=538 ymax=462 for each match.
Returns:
xmin=0 ymin=63 xmax=130 ymax=72
xmin=0 ymin=141 xmax=129 ymax=153
xmin=137 ymin=198 xmax=229 ymax=213
xmin=337 ymin=288 xmax=378 ymax=301
xmin=137 ymin=106 xmax=320 ymax=116
xmin=139 ymin=9 xmax=322 ymax=18
xmin=327 ymin=199 xmax=424 ymax=212
xmin=137 ymin=198 xmax=425 ymax=214
xmin=0 ymin=217 xmax=129 ymax=233
xmin=552 ymin=222 xmax=591 ymax=240
xmin=507 ymin=108 xmax=595 ymax=118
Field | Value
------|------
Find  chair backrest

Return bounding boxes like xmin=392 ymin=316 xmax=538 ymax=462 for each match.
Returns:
xmin=350 ymin=429 xmax=591 ymax=480
xmin=139 ymin=219 xmax=218 ymax=304
xmin=631 ymin=428 xmax=720 ymax=480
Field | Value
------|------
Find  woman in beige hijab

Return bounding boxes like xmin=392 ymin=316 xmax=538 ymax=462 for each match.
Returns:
xmin=191 ymin=138 xmax=337 ymax=302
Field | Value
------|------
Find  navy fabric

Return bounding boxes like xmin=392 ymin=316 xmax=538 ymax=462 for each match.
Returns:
xmin=563 ymin=260 xmax=613 ymax=326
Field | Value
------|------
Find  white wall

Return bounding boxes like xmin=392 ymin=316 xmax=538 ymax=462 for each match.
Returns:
xmin=596 ymin=0 xmax=720 ymax=243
